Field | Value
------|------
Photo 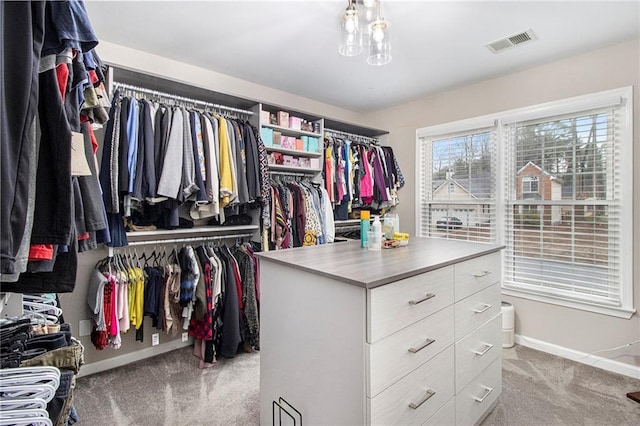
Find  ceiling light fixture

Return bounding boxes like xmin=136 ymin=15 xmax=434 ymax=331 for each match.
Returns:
xmin=339 ymin=0 xmax=391 ymax=66
xmin=339 ymin=0 xmax=362 ymax=57
xmin=367 ymin=0 xmax=391 ymax=66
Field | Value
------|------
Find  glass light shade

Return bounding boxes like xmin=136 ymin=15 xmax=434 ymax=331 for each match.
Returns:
xmin=367 ymin=19 xmax=391 ymax=65
xmin=363 ymin=0 xmax=376 ymax=8
xmin=339 ymin=4 xmax=362 ymax=57
xmin=339 ymin=30 xmax=363 ymax=57
xmin=342 ymin=6 xmax=359 ymax=34
xmin=358 ymin=3 xmax=375 ymax=50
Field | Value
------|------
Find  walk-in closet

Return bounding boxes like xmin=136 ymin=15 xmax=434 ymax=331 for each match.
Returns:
xmin=2 ymin=1 xmax=639 ymax=425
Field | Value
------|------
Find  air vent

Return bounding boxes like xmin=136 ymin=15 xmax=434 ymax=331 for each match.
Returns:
xmin=485 ymin=29 xmax=537 ymax=53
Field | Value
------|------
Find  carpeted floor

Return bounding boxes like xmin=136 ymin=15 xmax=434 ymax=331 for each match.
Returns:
xmin=74 ymin=345 xmax=640 ymax=425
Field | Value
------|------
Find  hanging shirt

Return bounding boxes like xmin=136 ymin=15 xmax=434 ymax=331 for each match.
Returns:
xmin=217 ymin=116 xmax=234 ymax=207
xmin=126 ymin=98 xmax=139 ymax=194
xmin=156 ymin=107 xmax=184 ymax=199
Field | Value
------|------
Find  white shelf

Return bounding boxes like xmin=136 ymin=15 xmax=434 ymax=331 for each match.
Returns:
xmin=262 ymin=123 xmax=322 ymax=138
xmin=266 ymin=146 xmax=322 ymax=158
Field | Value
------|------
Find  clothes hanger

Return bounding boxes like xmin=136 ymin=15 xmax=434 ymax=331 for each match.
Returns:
xmin=0 ymin=384 xmax=57 ymax=403
xmin=0 ymin=416 xmax=52 ymax=426
xmin=0 ymin=398 xmax=47 ymax=411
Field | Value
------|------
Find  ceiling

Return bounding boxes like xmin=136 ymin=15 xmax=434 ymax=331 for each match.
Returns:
xmin=84 ymin=1 xmax=640 ymax=113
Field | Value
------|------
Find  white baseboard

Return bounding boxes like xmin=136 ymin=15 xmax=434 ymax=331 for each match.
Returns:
xmin=77 ymin=339 xmax=192 ymax=378
xmin=514 ymin=334 xmax=640 ymax=379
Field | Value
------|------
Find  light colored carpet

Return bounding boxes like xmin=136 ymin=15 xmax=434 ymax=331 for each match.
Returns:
xmin=484 ymin=345 xmax=640 ymax=426
xmin=74 ymin=345 xmax=640 ymax=425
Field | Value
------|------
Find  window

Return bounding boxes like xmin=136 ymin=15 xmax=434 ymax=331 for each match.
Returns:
xmin=522 ymin=176 xmax=538 ymax=193
xmin=416 ymin=87 xmax=634 ymax=318
xmin=416 ymin=116 xmax=497 ymax=243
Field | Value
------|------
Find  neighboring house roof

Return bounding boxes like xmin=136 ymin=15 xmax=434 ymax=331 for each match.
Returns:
xmin=522 ymin=192 xmax=542 ymax=200
xmin=432 ymin=177 xmax=494 ymax=199
xmin=517 ymin=161 xmax=564 ymax=183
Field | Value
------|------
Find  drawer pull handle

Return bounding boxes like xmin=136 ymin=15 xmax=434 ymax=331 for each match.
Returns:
xmin=408 ymin=389 xmax=436 ymax=409
xmin=408 ymin=338 xmax=436 ymax=353
xmin=474 ymin=343 xmax=494 ymax=356
xmin=473 ymin=304 xmax=492 ymax=314
xmin=473 ymin=386 xmax=493 ymax=403
xmin=409 ymin=293 xmax=435 ymax=305
xmin=473 ymin=270 xmax=492 ymax=278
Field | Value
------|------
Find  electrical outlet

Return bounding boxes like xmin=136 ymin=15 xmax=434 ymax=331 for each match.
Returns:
xmin=152 ymin=333 xmax=159 ymax=346
xmin=181 ymin=332 xmax=189 ymax=343
xmin=79 ymin=320 xmax=92 ymax=337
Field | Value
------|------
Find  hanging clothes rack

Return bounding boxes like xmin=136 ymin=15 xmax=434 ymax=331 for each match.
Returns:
xmin=111 ymin=82 xmax=255 ymax=116
xmin=107 ymin=232 xmax=255 ymax=257
xmin=324 ymin=128 xmax=380 ymax=145
xmin=268 ymin=170 xmax=313 ymax=178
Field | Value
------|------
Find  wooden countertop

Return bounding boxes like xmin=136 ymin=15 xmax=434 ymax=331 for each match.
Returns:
xmin=255 ymin=237 xmax=504 ymax=289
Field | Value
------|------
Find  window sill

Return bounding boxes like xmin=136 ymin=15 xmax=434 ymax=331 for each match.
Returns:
xmin=502 ymin=287 xmax=636 ymax=319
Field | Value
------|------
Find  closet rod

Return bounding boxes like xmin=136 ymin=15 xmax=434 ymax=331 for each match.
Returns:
xmin=107 ymin=232 xmax=255 ymax=257
xmin=112 ymin=82 xmax=255 ymax=116
xmin=324 ymin=128 xmax=380 ymax=145
xmin=269 ymin=170 xmax=314 ymax=178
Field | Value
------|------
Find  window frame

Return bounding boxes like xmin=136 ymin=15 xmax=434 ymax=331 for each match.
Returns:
xmin=521 ymin=175 xmax=539 ymax=194
xmin=415 ymin=87 xmax=634 ymax=319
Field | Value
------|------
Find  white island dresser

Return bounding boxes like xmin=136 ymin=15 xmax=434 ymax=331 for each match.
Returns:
xmin=257 ymin=237 xmax=504 ymax=425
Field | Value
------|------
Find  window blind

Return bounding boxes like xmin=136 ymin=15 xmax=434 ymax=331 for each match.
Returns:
xmin=418 ymin=128 xmax=497 ymax=243
xmin=503 ymin=106 xmax=623 ymax=306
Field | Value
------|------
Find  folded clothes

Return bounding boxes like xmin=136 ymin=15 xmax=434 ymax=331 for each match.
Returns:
xmin=25 ymin=332 xmax=68 ymax=351
xmin=19 ymin=347 xmax=48 ymax=360
xmin=0 ymin=352 xmax=21 ymax=368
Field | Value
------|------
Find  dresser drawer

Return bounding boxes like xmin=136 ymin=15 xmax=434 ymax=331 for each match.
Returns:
xmin=423 ymin=397 xmax=455 ymax=426
xmin=455 ymin=283 xmax=501 ymax=341
xmin=455 ymin=357 xmax=502 ymax=426
xmin=455 ymin=314 xmax=501 ymax=392
xmin=369 ymin=266 xmax=454 ymax=343
xmin=368 ymin=306 xmax=454 ymax=397
xmin=454 ymin=252 xmax=501 ymax=301
xmin=369 ymin=346 xmax=455 ymax=426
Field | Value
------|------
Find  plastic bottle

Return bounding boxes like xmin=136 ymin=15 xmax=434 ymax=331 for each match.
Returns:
xmin=370 ymin=216 xmax=382 ymax=250
xmin=360 ymin=210 xmax=370 ymax=248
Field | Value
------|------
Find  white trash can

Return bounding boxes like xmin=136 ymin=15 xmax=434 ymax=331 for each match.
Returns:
xmin=501 ymin=301 xmax=515 ymax=348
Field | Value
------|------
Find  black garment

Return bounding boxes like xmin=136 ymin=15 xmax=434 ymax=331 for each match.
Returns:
xmin=117 ymin=96 xmax=130 ymax=195
xmin=144 ymin=266 xmax=163 ymax=329
xmin=0 ymin=1 xmax=45 ymax=274
xmin=99 ymin=90 xmax=121 ymax=214
xmin=140 ymin=100 xmax=156 ymax=200
xmin=30 ymin=66 xmax=73 ymax=246
xmin=64 ymin=51 xmax=87 ymax=133
xmin=78 ymin=121 xmax=107 ymax=232
xmin=154 ymin=107 xmax=171 ymax=193
xmin=217 ymin=247 xmax=241 ymax=358
xmin=242 ymin=121 xmax=261 ymax=203
xmin=190 ymin=111 xmax=207 ymax=203
xmin=4 ymin=233 xmax=78 ymax=293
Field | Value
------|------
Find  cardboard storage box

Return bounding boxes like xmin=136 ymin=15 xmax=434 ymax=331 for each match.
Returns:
xmin=273 ymin=131 xmax=282 ymax=146
xmin=277 ymin=111 xmax=289 ymax=127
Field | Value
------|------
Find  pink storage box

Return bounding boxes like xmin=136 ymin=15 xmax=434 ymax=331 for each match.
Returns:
xmin=289 ymin=116 xmax=302 ymax=130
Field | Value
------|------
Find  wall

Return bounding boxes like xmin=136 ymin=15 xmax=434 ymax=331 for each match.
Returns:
xmin=62 ymin=38 xmax=639 ymax=376
xmin=365 ymin=39 xmax=640 ymax=375
xmin=60 ymin=41 xmax=375 ymax=375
